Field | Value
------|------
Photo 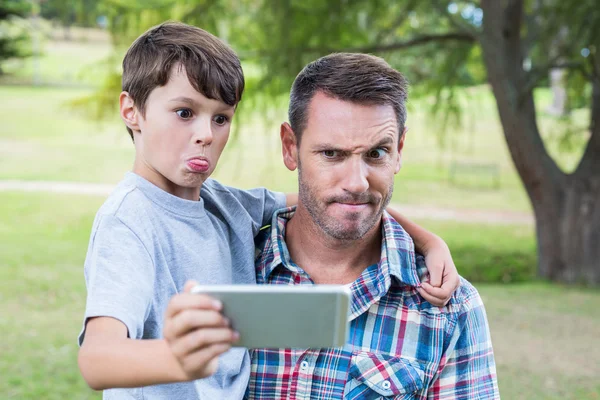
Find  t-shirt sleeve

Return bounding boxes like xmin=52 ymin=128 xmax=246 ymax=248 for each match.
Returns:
xmin=78 ymin=214 xmax=155 ymax=346
xmin=223 ymin=186 xmax=287 ymax=229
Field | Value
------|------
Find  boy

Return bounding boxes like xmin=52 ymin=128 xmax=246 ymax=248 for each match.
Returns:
xmin=78 ymin=22 xmax=458 ymax=399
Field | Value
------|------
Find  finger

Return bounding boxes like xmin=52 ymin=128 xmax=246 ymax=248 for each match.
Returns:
xmin=171 ymin=327 xmax=238 ymax=357
xmin=184 ymin=280 xmax=199 ymax=293
xmin=182 ymin=342 xmax=233 ymax=378
xmin=416 ymin=287 xmax=447 ymax=307
xmin=166 ymin=309 xmax=229 ymax=339
xmin=427 ymin=264 xmax=443 ymax=288
xmin=420 ymin=282 xmax=452 ymax=302
xmin=440 ymin=271 xmax=461 ymax=292
xmin=165 ymin=293 xmax=222 ymax=320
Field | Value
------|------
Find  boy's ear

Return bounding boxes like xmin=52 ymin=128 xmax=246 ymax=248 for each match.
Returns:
xmin=280 ymin=122 xmax=298 ymax=171
xmin=119 ymin=91 xmax=140 ymax=132
xmin=395 ymin=126 xmax=408 ymax=174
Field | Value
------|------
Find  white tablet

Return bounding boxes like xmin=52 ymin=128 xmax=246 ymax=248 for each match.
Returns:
xmin=191 ymin=284 xmax=351 ymax=349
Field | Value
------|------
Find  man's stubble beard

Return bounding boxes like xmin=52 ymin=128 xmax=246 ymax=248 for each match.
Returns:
xmin=297 ymin=160 xmax=394 ymax=241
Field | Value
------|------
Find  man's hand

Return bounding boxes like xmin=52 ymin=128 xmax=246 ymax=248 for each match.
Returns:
xmin=417 ymin=238 xmax=460 ymax=307
xmin=163 ymin=280 xmax=239 ymax=381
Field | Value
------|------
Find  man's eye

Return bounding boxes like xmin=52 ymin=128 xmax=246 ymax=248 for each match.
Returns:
xmin=368 ymin=149 xmax=387 ymax=159
xmin=176 ymin=109 xmax=193 ymax=119
xmin=323 ymin=150 xmax=339 ymax=158
xmin=213 ymin=115 xmax=229 ymax=126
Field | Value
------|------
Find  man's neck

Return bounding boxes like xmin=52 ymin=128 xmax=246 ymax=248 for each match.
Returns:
xmin=285 ymin=204 xmax=382 ymax=285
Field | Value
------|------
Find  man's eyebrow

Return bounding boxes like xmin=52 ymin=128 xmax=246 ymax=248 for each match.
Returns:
xmin=371 ymin=137 xmax=395 ymax=148
xmin=312 ymin=143 xmax=348 ymax=152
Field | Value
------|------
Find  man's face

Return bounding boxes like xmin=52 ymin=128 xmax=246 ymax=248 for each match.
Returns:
xmin=286 ymin=91 xmax=404 ymax=241
xmin=122 ymin=65 xmax=234 ymax=199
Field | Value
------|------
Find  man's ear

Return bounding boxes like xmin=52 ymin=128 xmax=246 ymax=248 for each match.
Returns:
xmin=281 ymin=122 xmax=298 ymax=171
xmin=119 ymin=91 xmax=140 ymax=132
xmin=395 ymin=126 xmax=409 ymax=174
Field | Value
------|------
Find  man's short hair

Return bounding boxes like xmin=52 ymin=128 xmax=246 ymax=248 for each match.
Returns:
xmin=289 ymin=53 xmax=408 ymax=144
xmin=122 ymin=21 xmax=245 ymax=140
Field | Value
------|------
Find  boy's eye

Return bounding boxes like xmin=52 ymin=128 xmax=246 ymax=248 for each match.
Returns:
xmin=176 ymin=109 xmax=193 ymax=119
xmin=367 ymin=148 xmax=387 ymax=159
xmin=213 ymin=115 xmax=229 ymax=126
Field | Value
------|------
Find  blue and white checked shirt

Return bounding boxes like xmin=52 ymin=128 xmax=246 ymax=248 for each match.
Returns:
xmin=246 ymin=207 xmax=499 ymax=399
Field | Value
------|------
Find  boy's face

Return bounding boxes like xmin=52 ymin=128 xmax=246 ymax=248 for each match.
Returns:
xmin=121 ymin=65 xmax=235 ymax=200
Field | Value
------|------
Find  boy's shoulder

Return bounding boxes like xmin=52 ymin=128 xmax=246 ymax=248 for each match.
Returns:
xmin=200 ymin=178 xmax=276 ymax=209
xmin=95 ymin=174 xmax=152 ymax=223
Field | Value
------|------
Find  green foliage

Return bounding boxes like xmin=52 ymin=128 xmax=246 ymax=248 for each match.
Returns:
xmin=83 ymin=0 xmax=597 ymax=164
xmin=40 ymin=0 xmax=104 ymax=28
xmin=419 ymin=220 xmax=537 ymax=283
xmin=0 ymin=0 xmax=31 ymax=72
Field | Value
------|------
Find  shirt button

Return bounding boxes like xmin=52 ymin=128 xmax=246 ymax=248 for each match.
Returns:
xmin=300 ymin=361 xmax=309 ymax=371
xmin=381 ymin=380 xmax=391 ymax=390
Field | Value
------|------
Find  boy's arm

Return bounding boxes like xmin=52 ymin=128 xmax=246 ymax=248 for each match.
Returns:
xmin=386 ymin=206 xmax=460 ymax=306
xmin=78 ymin=283 xmax=237 ymax=390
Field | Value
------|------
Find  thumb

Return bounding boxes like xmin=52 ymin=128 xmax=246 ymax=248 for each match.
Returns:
xmin=427 ymin=263 xmax=443 ymax=288
xmin=183 ymin=280 xmax=199 ymax=293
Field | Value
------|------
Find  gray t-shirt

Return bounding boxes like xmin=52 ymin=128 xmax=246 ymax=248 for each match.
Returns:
xmin=79 ymin=172 xmax=286 ymax=399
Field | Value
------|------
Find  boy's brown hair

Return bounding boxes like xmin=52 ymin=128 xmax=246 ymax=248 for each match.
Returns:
xmin=122 ymin=21 xmax=245 ymax=140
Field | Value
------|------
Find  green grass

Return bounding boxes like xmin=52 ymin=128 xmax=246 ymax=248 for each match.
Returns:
xmin=0 ymin=25 xmax=112 ymax=86
xmin=0 ymin=83 xmax=536 ymax=212
xmin=481 ymin=282 xmax=600 ymax=400
xmin=416 ymin=220 xmax=537 ymax=283
xmin=0 ymin=192 xmax=104 ymax=399
xmin=1 ymin=191 xmax=597 ymax=399
xmin=0 ymin=79 xmax=585 ymax=214
xmin=1 ymin=22 xmax=591 ymax=215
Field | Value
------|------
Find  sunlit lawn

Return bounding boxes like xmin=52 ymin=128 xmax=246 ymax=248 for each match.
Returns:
xmin=0 ymin=83 xmax=537 ymax=212
xmin=1 ymin=25 xmax=598 ymax=400
xmin=1 ymin=192 xmax=598 ymax=399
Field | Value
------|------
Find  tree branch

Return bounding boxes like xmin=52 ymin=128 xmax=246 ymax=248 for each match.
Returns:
xmin=523 ymin=60 xmax=592 ymax=95
xmin=432 ymin=3 xmax=479 ymax=37
xmin=305 ymin=32 xmax=476 ymax=54
xmin=239 ymin=31 xmax=476 ymax=60
xmin=374 ymin=0 xmax=419 ymax=43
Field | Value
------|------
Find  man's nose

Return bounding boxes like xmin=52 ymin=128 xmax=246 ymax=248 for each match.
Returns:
xmin=191 ymin=117 xmax=213 ymax=145
xmin=341 ymin=157 xmax=369 ymax=194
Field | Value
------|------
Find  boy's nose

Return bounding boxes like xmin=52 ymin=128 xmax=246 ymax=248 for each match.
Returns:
xmin=192 ymin=118 xmax=213 ymax=145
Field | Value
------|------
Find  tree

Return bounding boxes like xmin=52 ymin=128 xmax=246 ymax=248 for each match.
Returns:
xmin=479 ymin=0 xmax=599 ymax=285
xmin=233 ymin=0 xmax=600 ymax=285
xmin=97 ymin=0 xmax=600 ymax=284
xmin=0 ymin=0 xmax=30 ymax=74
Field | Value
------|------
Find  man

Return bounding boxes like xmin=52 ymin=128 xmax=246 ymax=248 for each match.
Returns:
xmin=246 ymin=53 xmax=499 ymax=399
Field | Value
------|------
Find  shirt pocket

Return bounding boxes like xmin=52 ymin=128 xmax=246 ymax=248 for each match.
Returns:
xmin=345 ymin=351 xmax=425 ymax=399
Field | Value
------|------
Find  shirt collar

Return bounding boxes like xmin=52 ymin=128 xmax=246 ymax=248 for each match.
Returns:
xmin=256 ymin=207 xmax=422 ymax=289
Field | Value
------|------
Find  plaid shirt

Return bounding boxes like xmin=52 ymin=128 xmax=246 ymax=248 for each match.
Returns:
xmin=246 ymin=208 xmax=499 ymax=399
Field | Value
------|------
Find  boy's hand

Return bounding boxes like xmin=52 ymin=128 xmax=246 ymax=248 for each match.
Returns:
xmin=163 ymin=280 xmax=239 ymax=381
xmin=417 ymin=238 xmax=460 ymax=307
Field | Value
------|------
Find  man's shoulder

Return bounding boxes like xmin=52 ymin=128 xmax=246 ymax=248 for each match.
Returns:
xmin=393 ymin=253 xmax=485 ymax=316
xmin=450 ymin=277 xmax=486 ymax=313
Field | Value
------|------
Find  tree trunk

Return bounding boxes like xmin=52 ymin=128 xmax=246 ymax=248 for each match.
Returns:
xmin=535 ymin=179 xmax=600 ymax=285
xmin=480 ymin=0 xmax=600 ymax=285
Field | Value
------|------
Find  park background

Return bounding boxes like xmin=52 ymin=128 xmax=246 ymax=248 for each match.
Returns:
xmin=0 ymin=1 xmax=599 ymax=399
